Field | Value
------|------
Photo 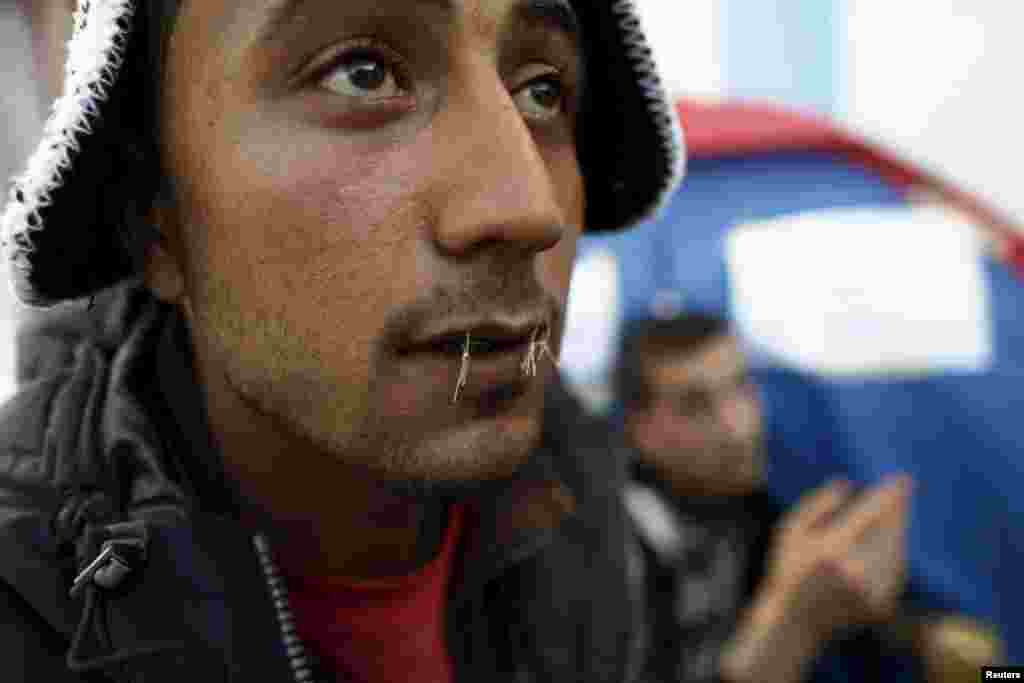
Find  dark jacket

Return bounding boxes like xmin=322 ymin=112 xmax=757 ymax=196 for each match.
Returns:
xmin=0 ymin=283 xmax=638 ymax=683
xmin=626 ymin=462 xmax=772 ymax=683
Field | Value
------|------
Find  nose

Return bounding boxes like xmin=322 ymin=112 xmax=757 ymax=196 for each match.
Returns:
xmin=431 ymin=61 xmax=568 ymax=258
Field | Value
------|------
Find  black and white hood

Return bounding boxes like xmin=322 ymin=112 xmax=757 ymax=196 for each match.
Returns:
xmin=2 ymin=0 xmax=686 ymax=307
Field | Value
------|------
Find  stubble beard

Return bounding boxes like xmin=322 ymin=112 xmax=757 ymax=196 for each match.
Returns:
xmin=215 ymin=328 xmax=542 ymax=503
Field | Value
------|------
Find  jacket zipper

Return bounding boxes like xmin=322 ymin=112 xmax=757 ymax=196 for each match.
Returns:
xmin=253 ymin=534 xmax=318 ymax=683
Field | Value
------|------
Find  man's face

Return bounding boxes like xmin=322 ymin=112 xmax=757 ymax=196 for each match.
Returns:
xmin=155 ymin=0 xmax=585 ymax=491
xmin=628 ymin=335 xmax=764 ymax=497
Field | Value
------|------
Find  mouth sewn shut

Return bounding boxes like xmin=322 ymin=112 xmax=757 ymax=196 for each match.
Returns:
xmin=451 ymin=324 xmax=556 ymax=404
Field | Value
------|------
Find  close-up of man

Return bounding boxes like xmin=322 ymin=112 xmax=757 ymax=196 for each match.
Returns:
xmin=0 ymin=1 xmax=683 ymax=681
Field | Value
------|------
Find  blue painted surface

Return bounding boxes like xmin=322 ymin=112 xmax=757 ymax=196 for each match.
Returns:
xmin=581 ymin=152 xmax=907 ymax=325
xmin=757 ymin=258 xmax=1024 ymax=666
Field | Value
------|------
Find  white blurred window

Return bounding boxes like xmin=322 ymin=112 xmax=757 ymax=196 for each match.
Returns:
xmin=634 ymin=0 xmax=722 ymax=98
xmin=726 ymin=205 xmax=993 ymax=377
xmin=560 ymin=247 xmax=623 ymax=414
xmin=0 ymin=7 xmax=42 ymax=402
xmin=841 ymin=0 xmax=1024 ymax=227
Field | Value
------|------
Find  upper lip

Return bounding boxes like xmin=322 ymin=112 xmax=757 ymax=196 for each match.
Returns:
xmin=406 ymin=312 xmax=551 ymax=351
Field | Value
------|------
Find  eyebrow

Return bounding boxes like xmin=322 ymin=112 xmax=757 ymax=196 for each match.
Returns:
xmin=513 ymin=0 xmax=580 ymax=46
xmin=259 ymin=0 xmax=580 ymax=45
xmin=260 ymin=0 xmax=452 ymax=40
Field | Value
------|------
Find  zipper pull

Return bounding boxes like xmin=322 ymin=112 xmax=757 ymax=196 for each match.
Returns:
xmin=69 ymin=523 xmax=149 ymax=598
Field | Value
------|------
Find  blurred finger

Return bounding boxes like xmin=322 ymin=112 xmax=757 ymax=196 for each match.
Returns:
xmin=853 ymin=527 xmax=907 ymax=608
xmin=833 ymin=476 xmax=912 ymax=547
xmin=789 ymin=479 xmax=851 ymax=534
xmin=833 ymin=554 xmax=900 ymax=621
xmin=854 ymin=496 xmax=908 ymax=558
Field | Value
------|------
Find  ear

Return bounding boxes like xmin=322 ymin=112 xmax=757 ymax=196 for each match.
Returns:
xmin=143 ymin=202 xmax=186 ymax=304
xmin=624 ymin=410 xmax=651 ymax=452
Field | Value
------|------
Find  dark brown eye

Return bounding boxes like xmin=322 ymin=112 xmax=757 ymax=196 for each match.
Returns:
xmin=530 ymin=80 xmax=562 ymax=108
xmin=349 ymin=60 xmax=388 ymax=90
xmin=320 ymin=52 xmax=405 ymax=100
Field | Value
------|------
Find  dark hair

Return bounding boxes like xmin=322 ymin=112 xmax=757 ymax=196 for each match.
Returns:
xmin=615 ymin=312 xmax=730 ymax=409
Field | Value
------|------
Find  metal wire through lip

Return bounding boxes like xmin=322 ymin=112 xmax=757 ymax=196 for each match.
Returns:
xmin=451 ymin=322 xmax=557 ymax=404
xmin=452 ymin=331 xmax=472 ymax=404
xmin=520 ymin=323 xmax=556 ymax=379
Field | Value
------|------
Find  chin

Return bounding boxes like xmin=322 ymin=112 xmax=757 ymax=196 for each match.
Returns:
xmin=240 ymin=361 xmax=548 ymax=501
xmin=711 ymin=480 xmax=761 ymax=498
xmin=376 ymin=413 xmax=543 ymax=500
xmin=287 ymin=401 xmax=544 ymax=501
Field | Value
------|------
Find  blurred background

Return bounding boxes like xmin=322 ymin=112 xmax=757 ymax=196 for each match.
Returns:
xmin=635 ymin=0 xmax=1024 ymax=223
xmin=0 ymin=2 xmax=40 ymax=399
xmin=559 ymin=0 xmax=1024 ymax=405
xmin=555 ymin=1 xmax=1024 ymax=668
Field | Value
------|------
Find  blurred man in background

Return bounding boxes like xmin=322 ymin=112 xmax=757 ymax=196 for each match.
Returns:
xmin=620 ymin=312 xmax=921 ymax=683
xmin=568 ymin=97 xmax=1014 ymax=681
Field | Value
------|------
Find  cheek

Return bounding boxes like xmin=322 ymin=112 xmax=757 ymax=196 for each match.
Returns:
xmin=666 ymin=421 xmax=712 ymax=450
xmin=724 ymin=394 xmax=763 ymax=441
xmin=536 ymin=147 xmax=584 ymax=310
xmin=639 ymin=412 xmax=701 ymax=450
xmin=552 ymin=144 xmax=586 ymax=231
xmin=638 ymin=406 xmax=709 ymax=451
xmin=184 ymin=123 xmax=433 ymax=322
xmin=537 ymin=230 xmax=579 ymax=302
xmin=740 ymin=399 xmax=763 ymax=440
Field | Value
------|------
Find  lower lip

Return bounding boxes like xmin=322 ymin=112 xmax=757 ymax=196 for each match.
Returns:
xmin=397 ymin=341 xmax=535 ymax=399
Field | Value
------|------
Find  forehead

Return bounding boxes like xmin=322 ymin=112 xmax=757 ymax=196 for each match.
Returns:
xmin=183 ymin=0 xmax=577 ymax=50
xmin=648 ymin=336 xmax=746 ymax=390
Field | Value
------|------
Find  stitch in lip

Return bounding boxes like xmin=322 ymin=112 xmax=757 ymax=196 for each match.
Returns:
xmin=450 ymin=321 xmax=556 ymax=403
xmin=520 ymin=323 xmax=556 ymax=379
xmin=452 ymin=331 xmax=472 ymax=404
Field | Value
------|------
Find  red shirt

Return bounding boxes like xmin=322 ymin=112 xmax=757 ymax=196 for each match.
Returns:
xmin=284 ymin=507 xmax=465 ymax=683
xmin=1008 ymin=237 xmax=1024 ymax=280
